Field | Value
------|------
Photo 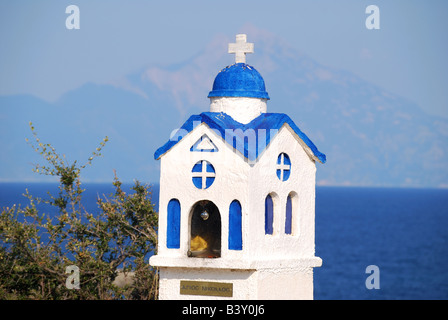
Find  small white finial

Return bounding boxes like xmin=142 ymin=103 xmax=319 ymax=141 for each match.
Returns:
xmin=228 ymin=34 xmax=254 ymax=64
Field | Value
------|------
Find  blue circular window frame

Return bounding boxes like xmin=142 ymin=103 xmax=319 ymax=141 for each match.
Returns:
xmin=192 ymin=160 xmax=216 ymax=189
xmin=276 ymin=153 xmax=291 ymax=181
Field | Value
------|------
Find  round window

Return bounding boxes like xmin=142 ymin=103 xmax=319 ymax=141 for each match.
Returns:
xmin=192 ymin=160 xmax=216 ymax=189
xmin=276 ymin=153 xmax=291 ymax=181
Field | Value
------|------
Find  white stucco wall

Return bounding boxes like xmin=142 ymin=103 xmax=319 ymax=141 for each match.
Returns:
xmin=150 ymin=121 xmax=321 ymax=300
xmin=209 ymin=97 xmax=267 ymax=124
xmin=154 ymin=123 xmax=250 ymax=260
xmin=156 ymin=261 xmax=318 ymax=300
xmin=158 ymin=268 xmax=257 ymax=300
xmin=247 ymin=124 xmax=318 ymax=259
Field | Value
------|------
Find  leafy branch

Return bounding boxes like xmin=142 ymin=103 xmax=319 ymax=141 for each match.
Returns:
xmin=0 ymin=123 xmax=158 ymax=300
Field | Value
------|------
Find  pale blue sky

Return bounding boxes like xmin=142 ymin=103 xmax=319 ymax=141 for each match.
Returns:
xmin=1 ymin=0 xmax=447 ymax=117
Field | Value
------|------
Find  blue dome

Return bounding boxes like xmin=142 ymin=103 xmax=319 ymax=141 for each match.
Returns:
xmin=208 ymin=63 xmax=270 ymax=100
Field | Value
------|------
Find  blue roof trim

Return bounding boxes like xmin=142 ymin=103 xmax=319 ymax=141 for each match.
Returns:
xmin=154 ymin=112 xmax=326 ymax=164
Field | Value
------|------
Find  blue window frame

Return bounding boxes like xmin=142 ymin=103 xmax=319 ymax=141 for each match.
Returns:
xmin=192 ymin=160 xmax=216 ymax=189
xmin=265 ymin=194 xmax=274 ymax=235
xmin=276 ymin=153 xmax=291 ymax=181
xmin=285 ymin=195 xmax=292 ymax=235
xmin=167 ymin=199 xmax=181 ymax=249
xmin=229 ymin=200 xmax=242 ymax=250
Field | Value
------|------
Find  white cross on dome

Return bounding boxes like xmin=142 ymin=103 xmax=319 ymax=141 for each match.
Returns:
xmin=228 ymin=34 xmax=254 ymax=64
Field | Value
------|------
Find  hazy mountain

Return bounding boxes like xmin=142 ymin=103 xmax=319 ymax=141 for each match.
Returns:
xmin=1 ymin=27 xmax=447 ymax=187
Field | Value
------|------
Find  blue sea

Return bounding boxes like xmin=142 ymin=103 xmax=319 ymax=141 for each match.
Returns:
xmin=1 ymin=183 xmax=447 ymax=300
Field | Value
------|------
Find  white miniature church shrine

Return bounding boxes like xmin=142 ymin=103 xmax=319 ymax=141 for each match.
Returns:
xmin=149 ymin=34 xmax=326 ymax=300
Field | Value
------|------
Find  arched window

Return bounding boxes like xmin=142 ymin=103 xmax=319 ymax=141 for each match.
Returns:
xmin=229 ymin=200 xmax=242 ymax=250
xmin=285 ymin=192 xmax=298 ymax=235
xmin=285 ymin=195 xmax=292 ymax=235
xmin=167 ymin=199 xmax=181 ymax=249
xmin=265 ymin=194 xmax=274 ymax=235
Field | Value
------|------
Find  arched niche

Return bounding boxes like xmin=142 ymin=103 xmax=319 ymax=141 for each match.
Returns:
xmin=188 ymin=200 xmax=221 ymax=258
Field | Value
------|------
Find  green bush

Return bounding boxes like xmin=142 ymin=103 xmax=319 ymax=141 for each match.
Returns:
xmin=0 ymin=123 xmax=158 ymax=299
